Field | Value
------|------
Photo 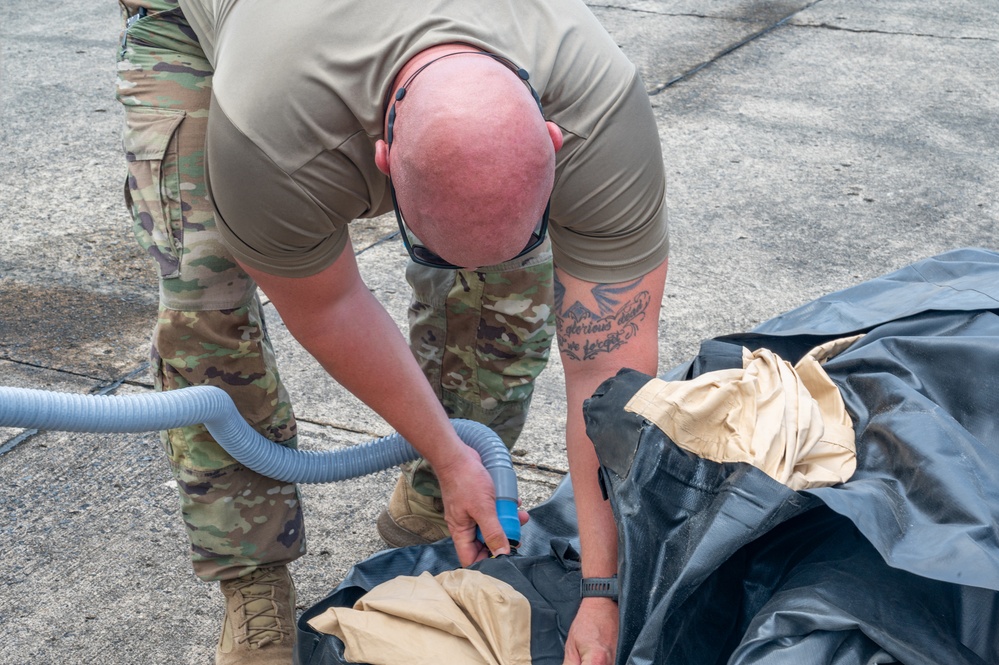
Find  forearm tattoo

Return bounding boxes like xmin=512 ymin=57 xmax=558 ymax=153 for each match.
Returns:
xmin=554 ymin=274 xmax=652 ymax=361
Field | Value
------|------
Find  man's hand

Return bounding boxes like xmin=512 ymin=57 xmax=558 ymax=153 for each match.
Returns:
xmin=563 ymin=598 xmax=619 ymax=665
xmin=436 ymin=443 xmax=531 ymax=566
xmin=436 ymin=444 xmax=509 ymax=565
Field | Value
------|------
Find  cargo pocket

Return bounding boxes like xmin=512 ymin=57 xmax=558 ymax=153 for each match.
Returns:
xmin=123 ymin=107 xmax=187 ymax=279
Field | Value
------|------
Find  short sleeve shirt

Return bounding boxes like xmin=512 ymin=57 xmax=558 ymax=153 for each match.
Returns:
xmin=178 ymin=0 xmax=669 ymax=282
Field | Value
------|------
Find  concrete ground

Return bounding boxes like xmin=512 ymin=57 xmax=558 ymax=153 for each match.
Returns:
xmin=0 ymin=1 xmax=995 ymax=663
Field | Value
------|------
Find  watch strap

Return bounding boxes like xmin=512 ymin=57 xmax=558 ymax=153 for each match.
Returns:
xmin=580 ymin=575 xmax=618 ymax=601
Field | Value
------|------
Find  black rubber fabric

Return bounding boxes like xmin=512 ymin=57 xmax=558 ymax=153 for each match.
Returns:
xmin=296 ymin=479 xmax=583 ymax=665
xmin=296 ymin=248 xmax=999 ymax=665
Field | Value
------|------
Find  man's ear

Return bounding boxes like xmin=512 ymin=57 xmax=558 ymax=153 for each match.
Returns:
xmin=374 ymin=139 xmax=391 ymax=176
xmin=546 ymin=121 xmax=564 ymax=154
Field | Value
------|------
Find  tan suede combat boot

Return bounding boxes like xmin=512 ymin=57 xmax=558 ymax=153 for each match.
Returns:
xmin=216 ymin=565 xmax=296 ymax=665
xmin=377 ymin=474 xmax=451 ymax=547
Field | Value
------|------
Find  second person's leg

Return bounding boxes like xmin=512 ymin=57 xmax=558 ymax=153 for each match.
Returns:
xmin=117 ymin=2 xmax=302 ymax=662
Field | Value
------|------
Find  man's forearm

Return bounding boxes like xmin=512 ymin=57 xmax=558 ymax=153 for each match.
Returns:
xmin=238 ymin=246 xmax=460 ymax=467
xmin=287 ymin=278 xmax=460 ymax=464
xmin=554 ymin=261 xmax=668 ymax=575
xmin=555 ymin=261 xmax=667 ymax=665
xmin=565 ymin=375 xmax=622 ymax=578
xmin=238 ymin=247 xmax=514 ymax=562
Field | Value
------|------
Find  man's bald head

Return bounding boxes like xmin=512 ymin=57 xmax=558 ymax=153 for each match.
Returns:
xmin=377 ymin=50 xmax=561 ymax=269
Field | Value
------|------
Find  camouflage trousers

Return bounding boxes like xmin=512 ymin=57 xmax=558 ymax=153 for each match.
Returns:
xmin=404 ymin=247 xmax=555 ymax=498
xmin=115 ymin=0 xmax=554 ymax=581
xmin=117 ymin=0 xmax=303 ymax=582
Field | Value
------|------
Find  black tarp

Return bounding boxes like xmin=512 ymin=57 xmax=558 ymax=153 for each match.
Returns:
xmin=296 ymin=480 xmax=584 ymax=665
xmin=296 ymin=248 xmax=999 ymax=665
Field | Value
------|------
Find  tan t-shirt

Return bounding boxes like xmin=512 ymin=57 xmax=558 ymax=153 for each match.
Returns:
xmin=178 ymin=0 xmax=669 ymax=281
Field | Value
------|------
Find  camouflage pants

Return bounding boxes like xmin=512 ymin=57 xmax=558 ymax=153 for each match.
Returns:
xmin=404 ymin=247 xmax=555 ymax=498
xmin=115 ymin=0 xmax=555 ymax=578
xmin=117 ymin=0 xmax=303 ymax=582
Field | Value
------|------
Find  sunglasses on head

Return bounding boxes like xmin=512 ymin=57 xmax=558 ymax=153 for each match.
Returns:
xmin=385 ymin=50 xmax=550 ymax=270
xmin=390 ymin=182 xmax=550 ymax=269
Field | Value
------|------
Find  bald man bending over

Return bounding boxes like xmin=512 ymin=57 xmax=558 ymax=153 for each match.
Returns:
xmin=376 ymin=48 xmax=562 ymax=270
xmin=116 ymin=1 xmax=668 ymax=663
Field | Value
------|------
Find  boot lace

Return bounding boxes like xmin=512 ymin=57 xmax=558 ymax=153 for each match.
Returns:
xmin=229 ymin=569 xmax=291 ymax=648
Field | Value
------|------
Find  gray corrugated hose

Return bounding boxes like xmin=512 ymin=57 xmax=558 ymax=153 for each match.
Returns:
xmin=0 ymin=384 xmax=520 ymax=545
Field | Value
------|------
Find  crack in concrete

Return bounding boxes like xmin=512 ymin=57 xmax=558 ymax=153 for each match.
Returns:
xmin=588 ymin=4 xmax=759 ymax=22
xmin=89 ymin=363 xmax=153 ymax=395
xmin=587 ymin=3 xmax=821 ymax=25
xmin=0 ymin=429 xmax=37 ymax=457
xmin=354 ymin=231 xmax=400 ymax=257
xmin=0 ymin=360 xmax=151 ymax=458
xmin=297 ymin=417 xmax=388 ymax=440
xmin=0 ymin=357 xmax=152 ymax=392
xmin=796 ymin=22 xmax=999 ymax=42
xmin=514 ymin=459 xmax=567 ymax=479
xmin=648 ymin=0 xmax=825 ymax=94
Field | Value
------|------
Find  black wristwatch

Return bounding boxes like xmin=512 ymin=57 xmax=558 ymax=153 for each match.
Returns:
xmin=580 ymin=575 xmax=618 ymax=602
